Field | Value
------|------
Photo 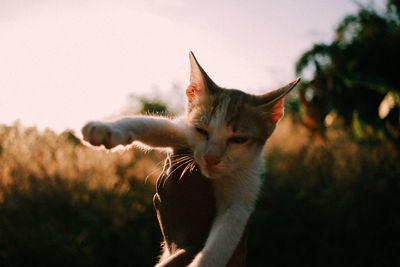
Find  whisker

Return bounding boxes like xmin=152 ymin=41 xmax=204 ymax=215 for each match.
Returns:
xmin=169 ymin=155 xmax=193 ymax=168
xmin=171 ymin=153 xmax=192 ymax=160
xmin=152 ymin=151 xmax=198 ymax=187
xmin=145 ymin=158 xmax=168 ymax=184
xmin=189 ymin=161 xmax=197 ymax=172
xmin=179 ymin=161 xmax=193 ymax=179
xmin=169 ymin=158 xmax=192 ymax=176
xmin=169 ymin=156 xmax=192 ymax=165
xmin=179 ymin=157 xmax=199 ymax=179
xmin=167 ymin=154 xmax=190 ymax=164
xmin=162 ymin=158 xmax=193 ymax=187
xmin=145 ymin=152 xmax=189 ymax=184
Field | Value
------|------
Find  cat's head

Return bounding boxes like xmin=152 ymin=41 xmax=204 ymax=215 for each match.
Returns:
xmin=186 ymin=52 xmax=300 ymax=179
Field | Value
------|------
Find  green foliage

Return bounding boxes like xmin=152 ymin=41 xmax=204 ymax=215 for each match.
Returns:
xmin=296 ymin=1 xmax=400 ymax=143
xmin=140 ymin=99 xmax=169 ymax=115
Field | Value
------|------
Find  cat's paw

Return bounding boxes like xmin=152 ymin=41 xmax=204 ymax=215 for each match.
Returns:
xmin=82 ymin=121 xmax=127 ymax=149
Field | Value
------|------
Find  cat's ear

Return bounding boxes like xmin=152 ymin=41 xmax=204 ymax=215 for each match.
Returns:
xmin=187 ymin=51 xmax=218 ymax=104
xmin=256 ymin=78 xmax=301 ymax=123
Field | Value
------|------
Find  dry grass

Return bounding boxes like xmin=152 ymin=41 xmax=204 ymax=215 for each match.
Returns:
xmin=0 ymin=122 xmax=164 ymax=191
xmin=0 ymin=122 xmax=164 ymax=267
xmin=0 ymin=119 xmax=399 ymax=266
xmin=250 ymin=117 xmax=400 ymax=267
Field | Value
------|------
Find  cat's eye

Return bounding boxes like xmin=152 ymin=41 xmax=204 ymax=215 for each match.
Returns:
xmin=228 ymin=136 xmax=248 ymax=144
xmin=195 ymin=127 xmax=209 ymax=137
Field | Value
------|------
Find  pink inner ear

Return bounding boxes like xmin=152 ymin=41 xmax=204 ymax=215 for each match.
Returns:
xmin=186 ymin=83 xmax=202 ymax=103
xmin=186 ymin=85 xmax=197 ymax=103
xmin=186 ymin=85 xmax=196 ymax=103
xmin=269 ymin=98 xmax=285 ymax=123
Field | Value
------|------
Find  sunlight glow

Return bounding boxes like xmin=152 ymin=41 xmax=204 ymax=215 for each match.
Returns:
xmin=379 ymin=92 xmax=396 ymax=119
xmin=0 ymin=0 xmax=373 ymax=132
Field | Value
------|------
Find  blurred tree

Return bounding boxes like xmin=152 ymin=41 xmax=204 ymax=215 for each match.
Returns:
xmin=139 ymin=99 xmax=169 ymax=115
xmin=296 ymin=1 xmax=400 ymax=143
xmin=123 ymin=82 xmax=185 ymax=116
xmin=388 ymin=0 xmax=400 ymax=12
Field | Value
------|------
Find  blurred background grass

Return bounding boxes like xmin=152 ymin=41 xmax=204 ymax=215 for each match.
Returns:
xmin=0 ymin=117 xmax=399 ymax=266
xmin=1 ymin=1 xmax=400 ymax=266
xmin=0 ymin=123 xmax=164 ymax=267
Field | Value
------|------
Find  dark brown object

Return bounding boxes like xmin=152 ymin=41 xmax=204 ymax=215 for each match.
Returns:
xmin=153 ymin=151 xmax=248 ymax=267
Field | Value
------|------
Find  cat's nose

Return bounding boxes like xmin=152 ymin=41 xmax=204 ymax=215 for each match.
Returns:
xmin=204 ymin=156 xmax=220 ymax=166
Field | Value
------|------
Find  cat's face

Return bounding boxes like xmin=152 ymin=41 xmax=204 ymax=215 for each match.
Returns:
xmin=185 ymin=52 xmax=300 ymax=179
xmin=186 ymin=53 xmax=299 ymax=178
xmin=186 ymin=89 xmax=272 ymax=178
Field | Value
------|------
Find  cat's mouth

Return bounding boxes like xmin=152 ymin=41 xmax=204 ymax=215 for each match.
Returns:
xmin=198 ymin=163 xmax=226 ymax=179
xmin=194 ymin=153 xmax=226 ymax=179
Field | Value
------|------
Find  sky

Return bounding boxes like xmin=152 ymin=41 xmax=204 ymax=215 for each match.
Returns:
xmin=0 ymin=0 xmax=383 ymax=133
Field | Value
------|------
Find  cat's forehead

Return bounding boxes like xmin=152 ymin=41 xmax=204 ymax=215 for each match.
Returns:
xmin=189 ymin=88 xmax=267 ymax=136
xmin=211 ymin=89 xmax=253 ymax=127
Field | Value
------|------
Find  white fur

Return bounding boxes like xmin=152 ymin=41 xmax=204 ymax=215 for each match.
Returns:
xmin=187 ymin=97 xmax=264 ymax=267
xmin=158 ymin=243 xmax=171 ymax=263
xmin=82 ymin=115 xmax=188 ymax=150
xmin=189 ymin=159 xmax=263 ymax=267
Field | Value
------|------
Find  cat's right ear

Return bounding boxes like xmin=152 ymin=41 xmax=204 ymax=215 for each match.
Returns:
xmin=187 ymin=51 xmax=217 ymax=104
xmin=256 ymin=78 xmax=301 ymax=124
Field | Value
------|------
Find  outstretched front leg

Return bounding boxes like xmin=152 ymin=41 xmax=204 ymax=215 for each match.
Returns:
xmin=82 ymin=116 xmax=188 ymax=149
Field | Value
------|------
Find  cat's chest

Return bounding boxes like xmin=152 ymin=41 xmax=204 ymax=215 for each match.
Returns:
xmin=211 ymin=172 xmax=262 ymax=213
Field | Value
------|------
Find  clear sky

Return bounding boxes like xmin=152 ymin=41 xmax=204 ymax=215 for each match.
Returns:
xmin=0 ymin=0 xmax=382 ymax=133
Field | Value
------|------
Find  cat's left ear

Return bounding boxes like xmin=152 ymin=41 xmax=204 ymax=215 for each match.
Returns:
xmin=256 ymin=78 xmax=301 ymax=123
xmin=187 ymin=51 xmax=218 ymax=104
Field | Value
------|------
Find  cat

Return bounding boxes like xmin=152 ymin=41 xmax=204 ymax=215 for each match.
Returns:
xmin=82 ymin=52 xmax=300 ymax=267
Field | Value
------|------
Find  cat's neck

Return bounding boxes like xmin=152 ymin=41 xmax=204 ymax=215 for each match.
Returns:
xmin=211 ymin=153 xmax=264 ymax=212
